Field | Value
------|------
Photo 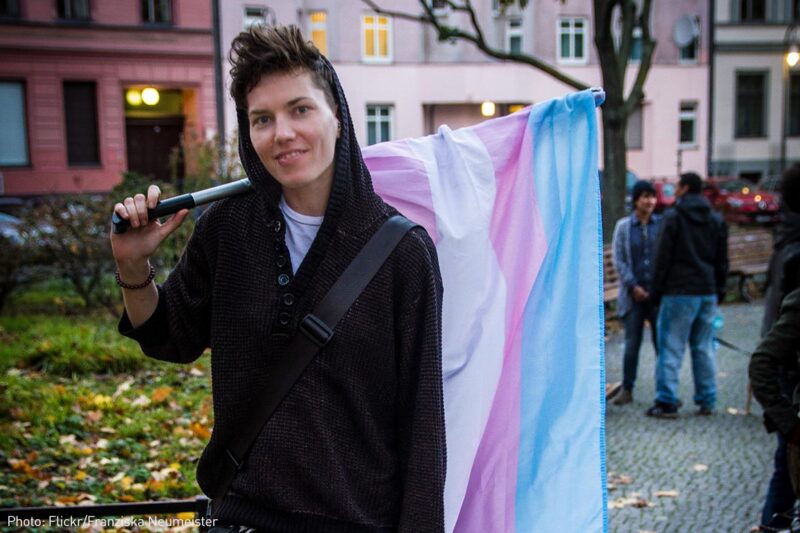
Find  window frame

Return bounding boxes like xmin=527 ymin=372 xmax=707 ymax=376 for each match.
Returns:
xmin=308 ymin=10 xmax=328 ymax=56
xmin=141 ymin=0 xmax=172 ymax=26
xmin=625 ymin=104 xmax=643 ymax=150
xmin=737 ymin=0 xmax=767 ymax=23
xmin=734 ymin=70 xmax=768 ymax=139
xmin=57 ymin=0 xmax=91 ymax=21
xmin=557 ymin=17 xmax=589 ymax=65
xmin=366 ymin=104 xmax=394 ymax=145
xmin=678 ymin=101 xmax=698 ymax=148
xmin=62 ymin=80 xmax=101 ymax=167
xmin=789 ymin=71 xmax=800 ymax=137
xmin=0 ymin=0 xmax=21 ymax=19
xmin=0 ymin=79 xmax=31 ymax=168
xmin=242 ymin=5 xmax=267 ymax=29
xmin=506 ymin=17 xmax=523 ymax=55
xmin=361 ymin=14 xmax=393 ymax=64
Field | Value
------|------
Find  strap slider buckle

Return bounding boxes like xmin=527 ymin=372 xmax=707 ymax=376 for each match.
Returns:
xmin=299 ymin=314 xmax=334 ymax=347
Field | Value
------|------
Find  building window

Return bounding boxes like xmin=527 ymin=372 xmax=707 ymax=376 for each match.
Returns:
xmin=626 ymin=105 xmax=643 ymax=150
xmin=142 ymin=0 xmax=171 ymax=24
xmin=0 ymin=81 xmax=29 ymax=167
xmin=366 ymin=105 xmax=393 ymax=145
xmin=558 ymin=17 xmax=588 ymax=64
xmin=309 ymin=11 xmax=327 ymax=55
xmin=679 ymin=102 xmax=697 ymax=146
xmin=790 ymin=72 xmax=800 ymax=137
xmin=58 ymin=0 xmax=90 ymax=20
xmin=738 ymin=0 xmax=766 ymax=22
xmin=0 ymin=0 xmax=20 ymax=18
xmin=362 ymin=14 xmax=392 ymax=63
xmin=507 ymin=18 xmax=523 ymax=54
xmin=735 ymin=72 xmax=767 ymax=138
xmin=677 ymin=16 xmax=700 ymax=64
xmin=243 ymin=6 xmax=266 ymax=29
xmin=63 ymin=82 xmax=99 ymax=166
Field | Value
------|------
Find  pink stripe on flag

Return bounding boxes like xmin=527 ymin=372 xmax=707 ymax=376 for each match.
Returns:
xmin=365 ymin=142 xmax=439 ymax=244
xmin=454 ymin=111 xmax=547 ymax=532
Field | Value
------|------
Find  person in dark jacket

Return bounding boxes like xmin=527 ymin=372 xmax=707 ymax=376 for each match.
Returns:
xmin=109 ymin=25 xmax=446 ymax=532
xmin=750 ymin=163 xmax=800 ymax=529
xmin=646 ymin=172 xmax=728 ymax=418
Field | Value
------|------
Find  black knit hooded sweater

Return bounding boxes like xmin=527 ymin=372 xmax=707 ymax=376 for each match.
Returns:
xmin=119 ymin=58 xmax=446 ymax=532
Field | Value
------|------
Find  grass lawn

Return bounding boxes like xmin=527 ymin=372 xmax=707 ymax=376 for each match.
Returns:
xmin=0 ymin=307 xmax=213 ymax=515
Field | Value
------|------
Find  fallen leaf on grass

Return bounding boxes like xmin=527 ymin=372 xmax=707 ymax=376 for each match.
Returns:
xmin=151 ymin=386 xmax=173 ymax=404
xmin=190 ymin=422 xmax=211 ymax=440
xmin=189 ymin=367 xmax=204 ymax=377
xmin=113 ymin=378 xmax=135 ymax=399
xmin=692 ymin=464 xmax=709 ymax=472
xmin=654 ymin=490 xmax=679 ymax=498
xmin=727 ymin=407 xmax=747 ymax=416
xmin=84 ymin=410 xmax=103 ymax=424
xmin=608 ymin=473 xmax=633 ymax=485
xmin=131 ymin=395 xmax=151 ymax=408
xmin=75 ymin=470 xmax=87 ymax=481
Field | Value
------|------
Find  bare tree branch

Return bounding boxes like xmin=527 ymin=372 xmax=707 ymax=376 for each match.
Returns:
xmin=624 ymin=0 xmax=655 ymax=117
xmin=361 ymin=0 xmax=590 ymax=91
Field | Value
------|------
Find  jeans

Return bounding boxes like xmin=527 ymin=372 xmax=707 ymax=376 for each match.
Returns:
xmin=622 ymin=299 xmax=658 ymax=391
xmin=762 ymin=432 xmax=797 ymax=528
xmin=655 ymin=295 xmax=717 ymax=408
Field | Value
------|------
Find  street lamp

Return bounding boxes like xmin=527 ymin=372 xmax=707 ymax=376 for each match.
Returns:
xmin=781 ymin=23 xmax=800 ymax=171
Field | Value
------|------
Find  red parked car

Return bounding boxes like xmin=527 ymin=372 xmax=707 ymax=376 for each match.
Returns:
xmin=702 ymin=177 xmax=780 ymax=224
xmin=651 ymin=179 xmax=677 ymax=213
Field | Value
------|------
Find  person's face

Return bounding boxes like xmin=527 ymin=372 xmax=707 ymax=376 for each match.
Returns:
xmin=247 ymin=70 xmax=338 ymax=202
xmin=635 ymin=191 xmax=657 ymax=216
xmin=675 ymin=183 xmax=689 ymax=197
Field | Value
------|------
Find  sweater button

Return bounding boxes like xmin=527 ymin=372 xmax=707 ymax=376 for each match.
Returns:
xmin=276 ymin=255 xmax=288 ymax=268
xmin=273 ymin=220 xmax=282 ymax=233
xmin=277 ymin=274 xmax=290 ymax=286
xmin=278 ymin=312 xmax=291 ymax=325
xmin=282 ymin=293 xmax=295 ymax=306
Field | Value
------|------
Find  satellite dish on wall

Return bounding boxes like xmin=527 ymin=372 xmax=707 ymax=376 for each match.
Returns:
xmin=673 ymin=15 xmax=700 ymax=47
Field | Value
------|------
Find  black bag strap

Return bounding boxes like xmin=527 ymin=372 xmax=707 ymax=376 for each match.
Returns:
xmin=213 ymin=215 xmax=418 ymax=500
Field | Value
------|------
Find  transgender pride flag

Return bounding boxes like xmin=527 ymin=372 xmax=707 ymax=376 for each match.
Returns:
xmin=364 ymin=88 xmax=607 ymax=533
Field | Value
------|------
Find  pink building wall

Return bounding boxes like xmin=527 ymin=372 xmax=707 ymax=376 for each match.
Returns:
xmin=0 ymin=0 xmax=216 ymax=196
xmin=219 ymin=0 xmax=709 ymax=181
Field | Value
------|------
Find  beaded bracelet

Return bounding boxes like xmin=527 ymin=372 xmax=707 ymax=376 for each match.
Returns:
xmin=115 ymin=264 xmax=156 ymax=290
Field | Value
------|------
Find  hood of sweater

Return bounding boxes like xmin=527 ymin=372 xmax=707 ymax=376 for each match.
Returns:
xmin=676 ymin=193 xmax=714 ymax=225
xmin=235 ymin=56 xmax=388 ymax=263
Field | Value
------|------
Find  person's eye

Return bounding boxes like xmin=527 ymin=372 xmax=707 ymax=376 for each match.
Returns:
xmin=296 ymin=105 xmax=309 ymax=115
xmin=253 ymin=115 xmax=270 ymax=127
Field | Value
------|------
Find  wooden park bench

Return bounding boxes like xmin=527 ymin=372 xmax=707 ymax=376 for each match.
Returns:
xmin=602 ymin=227 xmax=773 ymax=304
xmin=727 ymin=227 xmax=773 ymax=302
xmin=603 ymin=245 xmax=619 ymax=305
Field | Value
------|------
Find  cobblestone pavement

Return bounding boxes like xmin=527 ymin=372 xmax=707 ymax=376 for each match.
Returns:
xmin=605 ymin=300 xmax=776 ymax=533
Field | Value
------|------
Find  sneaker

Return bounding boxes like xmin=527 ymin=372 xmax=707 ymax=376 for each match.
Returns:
xmin=696 ymin=405 xmax=714 ymax=416
xmin=612 ymin=389 xmax=633 ymax=406
xmin=645 ymin=402 xmax=679 ymax=419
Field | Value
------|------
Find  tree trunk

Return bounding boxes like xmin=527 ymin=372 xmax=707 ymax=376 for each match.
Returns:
xmin=601 ymin=110 xmax=628 ymax=243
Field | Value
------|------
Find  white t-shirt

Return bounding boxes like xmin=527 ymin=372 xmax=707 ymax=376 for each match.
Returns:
xmin=279 ymin=196 xmax=324 ymax=274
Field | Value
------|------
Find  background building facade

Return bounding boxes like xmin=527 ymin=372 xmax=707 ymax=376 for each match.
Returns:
xmin=710 ymin=0 xmax=800 ymax=182
xmin=219 ymin=0 xmax=709 ymax=181
xmin=0 ymin=0 xmax=216 ymax=196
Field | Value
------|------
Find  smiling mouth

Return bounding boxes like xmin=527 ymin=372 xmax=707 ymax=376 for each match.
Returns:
xmin=275 ymin=150 xmax=307 ymax=163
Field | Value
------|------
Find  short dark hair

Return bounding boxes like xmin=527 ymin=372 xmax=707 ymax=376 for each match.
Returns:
xmin=229 ymin=24 xmax=335 ymax=111
xmin=679 ymin=172 xmax=703 ymax=194
xmin=781 ymin=163 xmax=800 ymax=213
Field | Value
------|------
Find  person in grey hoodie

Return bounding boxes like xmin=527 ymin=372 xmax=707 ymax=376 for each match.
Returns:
xmin=646 ymin=172 xmax=728 ymax=418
